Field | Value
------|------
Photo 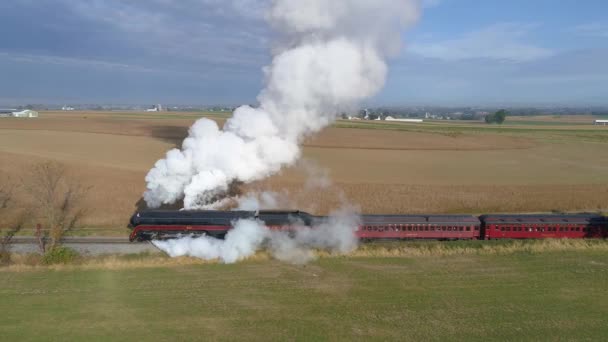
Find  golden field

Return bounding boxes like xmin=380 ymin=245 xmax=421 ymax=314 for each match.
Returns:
xmin=0 ymin=111 xmax=607 ymax=230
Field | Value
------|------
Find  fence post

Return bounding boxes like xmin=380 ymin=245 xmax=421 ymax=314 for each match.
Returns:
xmin=35 ymin=224 xmax=45 ymax=253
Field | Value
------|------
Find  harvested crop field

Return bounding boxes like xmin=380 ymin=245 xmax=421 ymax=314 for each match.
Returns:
xmin=507 ymin=114 xmax=607 ymax=124
xmin=1 ymin=111 xmax=607 ymax=230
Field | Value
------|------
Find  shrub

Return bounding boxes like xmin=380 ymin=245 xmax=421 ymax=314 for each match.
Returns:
xmin=42 ymin=246 xmax=81 ymax=265
xmin=0 ymin=250 xmax=11 ymax=266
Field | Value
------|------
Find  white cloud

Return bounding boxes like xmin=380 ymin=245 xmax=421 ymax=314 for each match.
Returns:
xmin=0 ymin=51 xmax=252 ymax=81
xmin=0 ymin=52 xmax=156 ymax=72
xmin=64 ymin=0 xmax=270 ymax=68
xmin=422 ymin=0 xmax=442 ymax=8
xmin=409 ymin=23 xmax=553 ymax=62
xmin=570 ymin=23 xmax=608 ymax=38
xmin=507 ymin=74 xmax=608 ymax=85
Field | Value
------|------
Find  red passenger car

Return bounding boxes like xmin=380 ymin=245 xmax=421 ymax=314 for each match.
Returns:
xmin=480 ymin=214 xmax=605 ymax=239
xmin=357 ymin=215 xmax=481 ymax=240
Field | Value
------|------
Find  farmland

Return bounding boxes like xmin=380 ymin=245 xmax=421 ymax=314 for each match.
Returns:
xmin=0 ymin=111 xmax=607 ymax=230
xmin=1 ymin=245 xmax=607 ymax=340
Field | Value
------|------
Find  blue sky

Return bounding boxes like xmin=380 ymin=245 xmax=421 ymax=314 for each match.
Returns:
xmin=0 ymin=0 xmax=606 ymax=106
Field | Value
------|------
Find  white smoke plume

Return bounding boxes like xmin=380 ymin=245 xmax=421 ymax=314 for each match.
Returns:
xmin=147 ymin=1 xmax=420 ymax=264
xmin=152 ymin=207 xmax=360 ymax=264
xmin=236 ymin=191 xmax=290 ymax=210
xmin=267 ymin=207 xmax=360 ymax=264
xmin=143 ymin=0 xmax=421 ymax=209
xmin=153 ymin=219 xmax=268 ymax=264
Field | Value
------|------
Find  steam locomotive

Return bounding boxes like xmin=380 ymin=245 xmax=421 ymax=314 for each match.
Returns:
xmin=129 ymin=210 xmax=607 ymax=242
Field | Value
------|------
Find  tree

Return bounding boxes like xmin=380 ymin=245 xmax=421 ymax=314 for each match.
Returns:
xmin=494 ymin=109 xmax=507 ymax=124
xmin=0 ymin=179 xmax=12 ymax=210
xmin=485 ymin=109 xmax=508 ymax=124
xmin=0 ymin=175 xmax=28 ymax=265
xmin=23 ymin=162 xmax=89 ymax=251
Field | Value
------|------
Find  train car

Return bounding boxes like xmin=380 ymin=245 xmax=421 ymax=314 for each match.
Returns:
xmin=480 ymin=214 xmax=606 ymax=239
xmin=130 ymin=210 xmax=606 ymax=242
xmin=357 ymin=215 xmax=481 ymax=240
xmin=129 ymin=210 xmax=316 ymax=242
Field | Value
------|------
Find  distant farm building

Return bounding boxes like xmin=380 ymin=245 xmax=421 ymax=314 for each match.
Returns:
xmin=385 ymin=116 xmax=423 ymax=123
xmin=12 ymin=110 xmax=39 ymax=118
xmin=594 ymin=119 xmax=608 ymax=126
xmin=0 ymin=109 xmax=16 ymax=117
xmin=146 ymin=104 xmax=164 ymax=112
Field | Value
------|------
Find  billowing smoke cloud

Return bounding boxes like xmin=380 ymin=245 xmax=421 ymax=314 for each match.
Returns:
xmin=153 ymin=219 xmax=268 ymax=264
xmin=236 ymin=191 xmax=290 ymax=211
xmin=146 ymin=1 xmax=420 ymax=263
xmin=143 ymin=0 xmax=421 ymax=209
xmin=153 ymin=207 xmax=360 ymax=264
xmin=267 ymin=207 xmax=360 ymax=264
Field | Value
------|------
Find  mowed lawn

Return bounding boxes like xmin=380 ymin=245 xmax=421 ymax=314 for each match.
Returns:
xmin=1 ymin=252 xmax=607 ymax=341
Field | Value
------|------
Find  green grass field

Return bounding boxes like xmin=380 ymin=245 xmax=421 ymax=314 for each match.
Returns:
xmin=2 ymin=247 xmax=607 ymax=341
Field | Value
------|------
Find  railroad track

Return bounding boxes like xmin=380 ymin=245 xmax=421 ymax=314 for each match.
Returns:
xmin=11 ymin=236 xmax=135 ymax=244
xmin=7 ymin=236 xmax=159 ymax=255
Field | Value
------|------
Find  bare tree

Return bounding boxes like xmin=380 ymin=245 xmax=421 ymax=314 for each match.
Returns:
xmin=0 ymin=175 xmax=29 ymax=264
xmin=0 ymin=178 xmax=13 ymax=210
xmin=0 ymin=211 xmax=29 ymax=264
xmin=23 ymin=162 xmax=90 ymax=251
xmin=0 ymin=178 xmax=13 ymax=264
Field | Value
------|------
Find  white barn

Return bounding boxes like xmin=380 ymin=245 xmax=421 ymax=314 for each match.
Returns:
xmin=385 ymin=116 xmax=423 ymax=123
xmin=12 ymin=110 xmax=39 ymax=118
